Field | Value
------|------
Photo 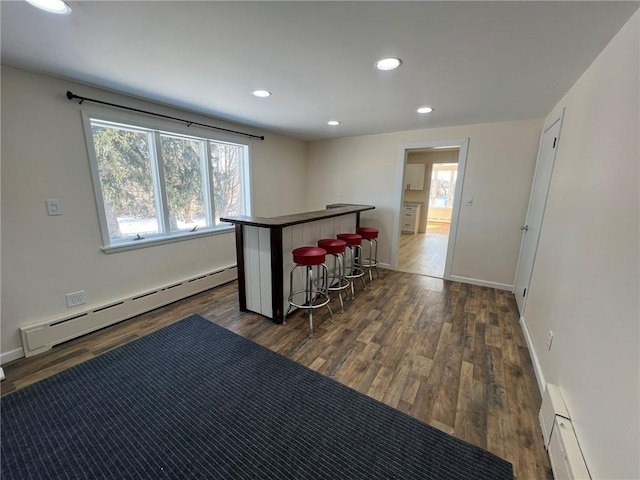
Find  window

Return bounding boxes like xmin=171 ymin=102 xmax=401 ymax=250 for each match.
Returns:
xmin=84 ymin=116 xmax=249 ymax=251
xmin=429 ymin=163 xmax=457 ymax=208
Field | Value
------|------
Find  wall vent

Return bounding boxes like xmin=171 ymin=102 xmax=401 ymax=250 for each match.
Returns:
xmin=20 ymin=266 xmax=237 ymax=357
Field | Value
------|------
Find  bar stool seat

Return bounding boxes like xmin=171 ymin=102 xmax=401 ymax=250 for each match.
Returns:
xmin=337 ymin=233 xmax=366 ymax=299
xmin=356 ymin=227 xmax=379 ymax=283
xmin=287 ymin=246 xmax=333 ymax=337
xmin=318 ymin=238 xmax=349 ymax=312
xmin=317 ymin=239 xmax=345 ymax=255
xmin=336 ymin=233 xmax=360 ymax=245
xmin=293 ymin=246 xmax=326 ymax=265
xmin=356 ymin=227 xmax=378 ymax=239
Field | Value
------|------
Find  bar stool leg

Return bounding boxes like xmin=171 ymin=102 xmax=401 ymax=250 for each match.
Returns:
xmin=318 ymin=263 xmax=333 ymax=322
xmin=344 ymin=245 xmax=366 ymax=300
xmin=363 ymin=238 xmax=379 ymax=283
xmin=307 ymin=264 xmax=334 ymax=336
xmin=372 ymin=238 xmax=379 ymax=279
xmin=306 ymin=265 xmax=314 ymax=336
xmin=335 ymin=253 xmax=345 ymax=312
xmin=324 ymin=252 xmax=345 ymax=313
xmin=347 ymin=247 xmax=355 ymax=300
xmin=363 ymin=240 xmax=372 ymax=283
xmin=353 ymin=245 xmax=367 ymax=291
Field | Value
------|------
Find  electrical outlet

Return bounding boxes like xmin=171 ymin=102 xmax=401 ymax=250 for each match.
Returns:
xmin=66 ymin=290 xmax=86 ymax=308
xmin=547 ymin=330 xmax=554 ymax=350
xmin=46 ymin=199 xmax=62 ymax=216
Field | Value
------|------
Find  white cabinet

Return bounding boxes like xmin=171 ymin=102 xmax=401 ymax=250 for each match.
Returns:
xmin=405 ymin=164 xmax=425 ymax=190
xmin=401 ymin=203 xmax=422 ymax=234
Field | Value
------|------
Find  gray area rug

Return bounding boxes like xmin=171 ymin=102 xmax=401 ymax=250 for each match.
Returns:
xmin=1 ymin=314 xmax=513 ymax=479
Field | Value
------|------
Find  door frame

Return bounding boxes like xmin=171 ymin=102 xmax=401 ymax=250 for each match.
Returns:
xmin=390 ymin=138 xmax=470 ymax=279
xmin=513 ymin=109 xmax=565 ymax=314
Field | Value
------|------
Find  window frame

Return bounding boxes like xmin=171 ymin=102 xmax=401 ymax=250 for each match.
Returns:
xmin=81 ymin=110 xmax=252 ymax=254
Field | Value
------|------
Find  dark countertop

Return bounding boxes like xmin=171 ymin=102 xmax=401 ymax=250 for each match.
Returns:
xmin=220 ymin=204 xmax=374 ymax=228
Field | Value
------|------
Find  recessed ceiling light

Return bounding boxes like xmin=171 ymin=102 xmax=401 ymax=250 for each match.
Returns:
xmin=25 ymin=0 xmax=71 ymax=14
xmin=375 ymin=57 xmax=402 ymax=71
xmin=327 ymin=120 xmax=341 ymax=126
xmin=417 ymin=106 xmax=434 ymax=114
xmin=251 ymin=90 xmax=271 ymax=98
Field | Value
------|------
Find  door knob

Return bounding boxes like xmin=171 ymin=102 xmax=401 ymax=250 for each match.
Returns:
xmin=520 ymin=225 xmax=529 ymax=231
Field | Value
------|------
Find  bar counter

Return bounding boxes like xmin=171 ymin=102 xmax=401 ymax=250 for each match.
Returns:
xmin=221 ymin=204 xmax=375 ymax=323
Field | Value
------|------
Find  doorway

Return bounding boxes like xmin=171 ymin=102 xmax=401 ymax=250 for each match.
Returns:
xmin=391 ymin=138 xmax=469 ymax=280
xmin=398 ymin=154 xmax=459 ymax=278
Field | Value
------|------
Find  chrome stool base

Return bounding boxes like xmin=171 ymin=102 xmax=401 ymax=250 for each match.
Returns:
xmin=344 ymin=244 xmax=366 ymax=300
xmin=287 ymin=263 xmax=333 ymax=337
xmin=360 ymin=237 xmax=379 ymax=283
xmin=325 ymin=252 xmax=350 ymax=312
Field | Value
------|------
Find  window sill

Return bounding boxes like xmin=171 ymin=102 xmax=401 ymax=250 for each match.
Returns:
xmin=101 ymin=226 xmax=234 ymax=254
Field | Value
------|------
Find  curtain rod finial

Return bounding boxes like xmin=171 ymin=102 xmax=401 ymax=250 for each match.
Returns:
xmin=66 ymin=91 xmax=74 ymax=100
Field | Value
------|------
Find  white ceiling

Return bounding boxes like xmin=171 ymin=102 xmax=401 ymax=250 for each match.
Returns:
xmin=2 ymin=1 xmax=638 ymax=141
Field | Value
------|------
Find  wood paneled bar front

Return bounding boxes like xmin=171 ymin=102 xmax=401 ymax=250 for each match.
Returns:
xmin=220 ymin=204 xmax=375 ymax=324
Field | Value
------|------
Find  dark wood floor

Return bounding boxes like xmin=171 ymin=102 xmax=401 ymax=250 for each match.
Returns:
xmin=1 ymin=270 xmax=552 ymax=479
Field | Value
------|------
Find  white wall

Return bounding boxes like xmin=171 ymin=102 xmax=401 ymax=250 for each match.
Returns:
xmin=523 ymin=11 xmax=639 ymax=479
xmin=306 ymin=119 xmax=542 ymax=288
xmin=0 ymin=67 xmax=307 ymax=357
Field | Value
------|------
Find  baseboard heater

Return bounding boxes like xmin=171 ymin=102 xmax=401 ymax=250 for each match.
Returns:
xmin=540 ymin=384 xmax=591 ymax=479
xmin=20 ymin=266 xmax=237 ymax=358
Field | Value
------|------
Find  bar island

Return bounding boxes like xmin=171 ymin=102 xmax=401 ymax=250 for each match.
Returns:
xmin=221 ymin=204 xmax=375 ymax=323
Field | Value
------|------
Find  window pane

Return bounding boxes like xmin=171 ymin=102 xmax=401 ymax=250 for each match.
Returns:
xmin=91 ymin=122 xmax=160 ymax=242
xmin=160 ymin=135 xmax=208 ymax=233
xmin=429 ymin=163 xmax=458 ymax=208
xmin=210 ymin=142 xmax=243 ymax=224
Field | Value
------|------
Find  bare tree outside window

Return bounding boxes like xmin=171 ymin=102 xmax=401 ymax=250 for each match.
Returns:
xmin=161 ymin=135 xmax=208 ymax=232
xmin=210 ymin=142 xmax=242 ymax=224
xmin=91 ymin=124 xmax=160 ymax=241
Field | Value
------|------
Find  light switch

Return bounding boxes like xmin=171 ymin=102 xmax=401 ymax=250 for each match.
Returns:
xmin=46 ymin=199 xmax=62 ymax=216
xmin=464 ymin=195 xmax=473 ymax=206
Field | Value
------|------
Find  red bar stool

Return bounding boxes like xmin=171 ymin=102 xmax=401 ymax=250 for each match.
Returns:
xmin=318 ymin=238 xmax=349 ymax=313
xmin=287 ymin=246 xmax=333 ymax=337
xmin=356 ymin=227 xmax=379 ymax=283
xmin=336 ymin=233 xmax=366 ymax=300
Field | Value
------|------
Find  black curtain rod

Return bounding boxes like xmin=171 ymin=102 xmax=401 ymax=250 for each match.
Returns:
xmin=66 ymin=91 xmax=265 ymax=141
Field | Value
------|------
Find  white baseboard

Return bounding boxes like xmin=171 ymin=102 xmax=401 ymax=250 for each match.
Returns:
xmin=448 ymin=275 xmax=513 ymax=291
xmin=520 ymin=316 xmax=545 ymax=394
xmin=1 ymin=347 xmax=25 ymax=365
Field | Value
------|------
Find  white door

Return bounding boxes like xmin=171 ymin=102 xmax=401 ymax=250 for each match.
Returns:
xmin=514 ymin=115 xmax=563 ymax=314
